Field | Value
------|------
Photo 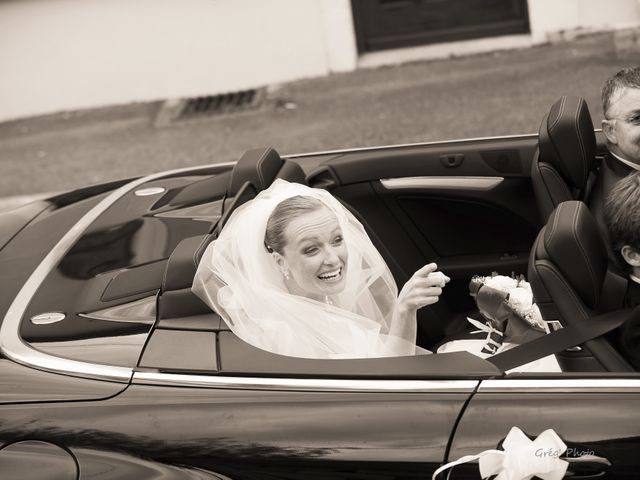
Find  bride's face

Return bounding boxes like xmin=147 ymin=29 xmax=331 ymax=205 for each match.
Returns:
xmin=278 ymin=207 xmax=348 ymax=300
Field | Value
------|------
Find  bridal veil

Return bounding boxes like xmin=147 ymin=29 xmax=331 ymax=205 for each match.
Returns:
xmin=192 ymin=179 xmax=421 ymax=359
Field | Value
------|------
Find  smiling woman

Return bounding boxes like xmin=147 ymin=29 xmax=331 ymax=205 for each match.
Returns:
xmin=265 ymin=196 xmax=349 ymax=301
xmin=192 ymin=179 xmax=448 ymax=359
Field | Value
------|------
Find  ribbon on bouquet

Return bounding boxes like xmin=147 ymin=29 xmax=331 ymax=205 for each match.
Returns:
xmin=467 ymin=317 xmax=505 ymax=355
xmin=432 ymin=426 xmax=569 ymax=480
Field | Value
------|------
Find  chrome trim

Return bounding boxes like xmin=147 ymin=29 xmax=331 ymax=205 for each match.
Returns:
xmin=285 ymin=129 xmax=604 ymax=160
xmin=133 ymin=371 xmax=479 ymax=392
xmin=78 ymin=295 xmax=156 ymax=324
xmin=30 ymin=312 xmax=66 ymax=325
xmin=134 ymin=187 xmax=166 ymax=196
xmin=152 ymin=199 xmax=223 ymax=222
xmin=0 ymin=162 xmax=235 ymax=383
xmin=284 ymin=133 xmax=539 ymax=159
xmin=479 ymin=379 xmax=640 ymax=392
xmin=380 ymin=176 xmax=503 ymax=191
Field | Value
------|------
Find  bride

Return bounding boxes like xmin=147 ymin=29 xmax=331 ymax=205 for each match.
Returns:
xmin=192 ymin=179 xmax=449 ymax=359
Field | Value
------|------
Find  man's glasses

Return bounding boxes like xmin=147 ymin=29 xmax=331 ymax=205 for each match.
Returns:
xmin=605 ymin=113 xmax=640 ymax=126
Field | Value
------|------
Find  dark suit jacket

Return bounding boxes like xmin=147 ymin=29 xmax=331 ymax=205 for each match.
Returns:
xmin=589 ymin=153 xmax=635 ymax=272
xmin=618 ymin=280 xmax=640 ymax=370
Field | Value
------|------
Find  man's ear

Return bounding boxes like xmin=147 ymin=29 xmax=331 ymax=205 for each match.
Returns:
xmin=621 ymin=245 xmax=640 ymax=267
xmin=602 ymin=118 xmax=618 ymax=145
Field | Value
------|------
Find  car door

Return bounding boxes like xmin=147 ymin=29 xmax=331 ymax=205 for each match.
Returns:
xmin=291 ymin=134 xmax=541 ymax=346
xmin=126 ymin=317 xmax=501 ymax=479
xmin=446 ymin=375 xmax=640 ymax=479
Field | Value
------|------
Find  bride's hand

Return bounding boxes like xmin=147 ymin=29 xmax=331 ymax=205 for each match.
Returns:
xmin=396 ymin=263 xmax=450 ymax=315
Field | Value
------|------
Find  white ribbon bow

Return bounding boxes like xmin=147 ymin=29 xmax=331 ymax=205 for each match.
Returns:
xmin=432 ymin=426 xmax=569 ymax=480
xmin=467 ymin=317 xmax=504 ymax=352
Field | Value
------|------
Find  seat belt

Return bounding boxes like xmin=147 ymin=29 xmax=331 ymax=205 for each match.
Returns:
xmin=488 ymin=307 xmax=638 ymax=371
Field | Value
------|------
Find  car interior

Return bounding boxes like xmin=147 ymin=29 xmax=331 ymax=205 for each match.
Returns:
xmin=128 ymin=96 xmax=639 ymax=375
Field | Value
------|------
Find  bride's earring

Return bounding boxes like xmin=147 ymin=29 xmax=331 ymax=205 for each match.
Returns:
xmin=273 ymin=252 xmax=290 ymax=280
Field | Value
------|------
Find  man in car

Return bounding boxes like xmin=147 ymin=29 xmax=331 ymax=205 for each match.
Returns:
xmin=603 ymin=170 xmax=640 ymax=369
xmin=590 ymin=68 xmax=640 ymax=264
xmin=600 ymin=67 xmax=640 ymax=185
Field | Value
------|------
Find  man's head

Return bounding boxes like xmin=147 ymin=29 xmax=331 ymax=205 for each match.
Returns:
xmin=604 ymin=171 xmax=640 ymax=277
xmin=601 ymin=67 xmax=640 ymax=166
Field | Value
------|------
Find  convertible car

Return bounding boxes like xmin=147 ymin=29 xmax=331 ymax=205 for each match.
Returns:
xmin=0 ymin=96 xmax=638 ymax=479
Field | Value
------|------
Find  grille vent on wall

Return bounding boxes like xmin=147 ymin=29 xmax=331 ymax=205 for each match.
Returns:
xmin=178 ymin=89 xmax=261 ymax=119
xmin=155 ymin=88 xmax=264 ymax=126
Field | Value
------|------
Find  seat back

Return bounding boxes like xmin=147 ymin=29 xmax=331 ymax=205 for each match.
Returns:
xmin=217 ymin=146 xmax=306 ymax=233
xmin=531 ymin=96 xmax=597 ymax=222
xmin=528 ymin=200 xmax=629 ymax=371
xmin=158 ymin=146 xmax=307 ymax=319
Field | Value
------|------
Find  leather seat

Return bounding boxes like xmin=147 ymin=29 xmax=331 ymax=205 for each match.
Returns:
xmin=531 ymin=96 xmax=598 ymax=223
xmin=216 ymin=146 xmax=306 ymax=232
xmin=158 ymin=146 xmax=306 ymax=319
xmin=528 ymin=200 xmax=630 ymax=371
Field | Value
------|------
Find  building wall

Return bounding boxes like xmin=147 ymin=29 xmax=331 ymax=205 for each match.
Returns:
xmin=0 ymin=0 xmax=357 ymax=122
xmin=528 ymin=0 xmax=640 ymax=42
xmin=0 ymin=0 xmax=638 ymax=122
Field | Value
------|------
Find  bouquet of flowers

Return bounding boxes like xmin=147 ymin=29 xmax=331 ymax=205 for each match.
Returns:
xmin=469 ymin=273 xmax=549 ymax=354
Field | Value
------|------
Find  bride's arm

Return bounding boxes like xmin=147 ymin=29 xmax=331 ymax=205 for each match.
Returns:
xmin=391 ymin=263 xmax=450 ymax=337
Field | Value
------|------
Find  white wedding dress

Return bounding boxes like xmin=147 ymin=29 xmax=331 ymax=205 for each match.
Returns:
xmin=192 ymin=179 xmax=425 ymax=359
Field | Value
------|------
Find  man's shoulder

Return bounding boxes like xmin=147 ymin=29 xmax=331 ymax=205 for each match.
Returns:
xmin=626 ymin=280 xmax=640 ymax=308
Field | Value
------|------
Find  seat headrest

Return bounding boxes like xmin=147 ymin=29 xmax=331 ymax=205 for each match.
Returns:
xmin=228 ymin=147 xmax=284 ymax=196
xmin=538 ymin=96 xmax=596 ymax=191
xmin=276 ymin=159 xmax=307 ymax=184
xmin=542 ymin=201 xmax=607 ymax=308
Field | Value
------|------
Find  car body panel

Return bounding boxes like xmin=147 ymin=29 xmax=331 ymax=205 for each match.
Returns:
xmin=0 ymin=194 xmax=108 ymax=324
xmin=0 ymin=201 xmax=51 ymax=252
xmin=0 ymin=359 xmax=126 ymax=403
xmin=0 ymin=131 xmax=638 ymax=478
xmin=0 ymin=441 xmax=78 ymax=480
xmin=449 ymin=379 xmax=640 ymax=478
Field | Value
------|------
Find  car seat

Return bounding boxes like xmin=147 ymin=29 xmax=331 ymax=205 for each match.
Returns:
xmin=531 ymin=96 xmax=598 ymax=223
xmin=158 ymin=146 xmax=306 ymax=320
xmin=528 ymin=200 xmax=631 ymax=371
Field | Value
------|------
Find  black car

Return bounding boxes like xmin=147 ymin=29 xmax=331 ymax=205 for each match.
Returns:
xmin=0 ymin=97 xmax=638 ymax=479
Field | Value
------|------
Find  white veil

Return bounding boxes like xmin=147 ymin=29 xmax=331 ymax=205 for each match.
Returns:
xmin=192 ymin=179 xmax=421 ymax=359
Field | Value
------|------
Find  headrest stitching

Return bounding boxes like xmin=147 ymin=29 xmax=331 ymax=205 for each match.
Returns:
xmin=546 ymin=97 xmax=567 ymax=182
xmin=574 ymin=98 xmax=588 ymax=184
xmin=539 ymin=163 xmax=572 ymax=202
xmin=255 ymin=148 xmax=271 ymax=188
xmin=538 ymin=263 xmax=591 ymax=320
xmin=548 ymin=95 xmax=566 ymax=132
xmin=544 ymin=201 xmax=562 ymax=252
xmin=193 ymin=234 xmax=211 ymax=268
xmin=571 ymin=203 xmax=599 ymax=305
xmin=537 ymin=162 xmax=559 ymax=214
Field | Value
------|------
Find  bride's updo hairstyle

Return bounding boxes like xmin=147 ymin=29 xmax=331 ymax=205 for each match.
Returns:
xmin=264 ymin=195 xmax=326 ymax=254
